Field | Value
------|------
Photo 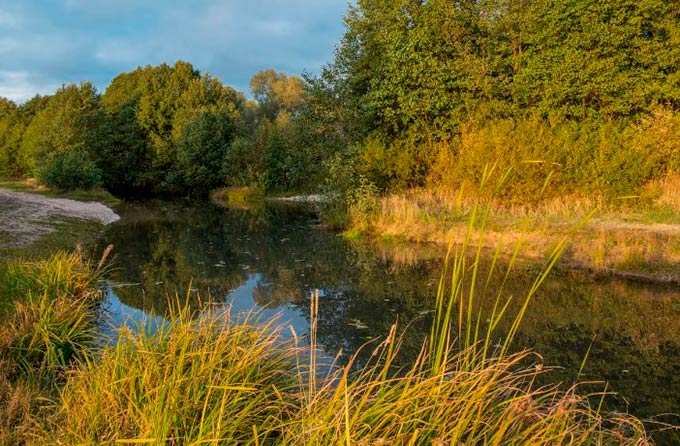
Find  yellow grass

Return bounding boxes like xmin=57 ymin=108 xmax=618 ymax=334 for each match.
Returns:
xmin=351 ymin=183 xmax=680 ymax=283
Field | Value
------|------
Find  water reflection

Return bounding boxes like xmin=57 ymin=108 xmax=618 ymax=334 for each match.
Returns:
xmin=98 ymin=200 xmax=680 ymax=443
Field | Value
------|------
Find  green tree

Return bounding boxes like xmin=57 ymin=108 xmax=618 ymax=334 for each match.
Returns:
xmin=102 ymin=61 xmax=245 ymax=195
xmin=250 ymin=69 xmax=305 ymax=120
xmin=20 ymin=84 xmax=105 ymax=189
xmin=0 ymin=98 xmax=18 ymax=177
xmin=0 ymin=96 xmax=50 ymax=178
xmin=177 ymin=110 xmax=237 ymax=194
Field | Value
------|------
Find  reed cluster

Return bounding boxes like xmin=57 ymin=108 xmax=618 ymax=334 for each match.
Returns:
xmin=350 ymin=177 xmax=680 ymax=283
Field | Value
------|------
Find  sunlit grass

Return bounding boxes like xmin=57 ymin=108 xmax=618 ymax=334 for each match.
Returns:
xmin=42 ymin=304 xmax=297 ymax=444
xmin=352 ymin=180 xmax=680 ymax=283
xmin=0 ymin=248 xmax=109 ymax=445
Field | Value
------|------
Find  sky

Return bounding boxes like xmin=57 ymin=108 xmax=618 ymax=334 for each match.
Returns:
xmin=0 ymin=0 xmax=348 ymax=103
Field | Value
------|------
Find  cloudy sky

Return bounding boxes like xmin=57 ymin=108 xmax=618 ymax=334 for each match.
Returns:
xmin=0 ymin=0 xmax=348 ymax=102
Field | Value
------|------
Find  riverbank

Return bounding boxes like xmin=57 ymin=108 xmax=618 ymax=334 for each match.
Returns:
xmin=0 ymin=185 xmax=119 ymax=259
xmin=348 ymin=187 xmax=680 ymax=284
xmin=1 ymin=192 xmax=675 ymax=443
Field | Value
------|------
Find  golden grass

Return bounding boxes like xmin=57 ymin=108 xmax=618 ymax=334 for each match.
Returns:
xmin=0 ymin=227 xmax=661 ymax=444
xmin=645 ymin=173 xmax=680 ymax=213
xmin=352 ymin=184 xmax=680 ymax=283
xmin=30 ymin=302 xmax=651 ymax=445
xmin=0 ymin=249 xmax=109 ymax=446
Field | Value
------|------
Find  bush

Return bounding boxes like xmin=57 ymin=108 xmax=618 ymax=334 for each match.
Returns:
xmin=428 ymin=109 xmax=680 ymax=202
xmin=39 ymin=151 xmax=102 ymax=191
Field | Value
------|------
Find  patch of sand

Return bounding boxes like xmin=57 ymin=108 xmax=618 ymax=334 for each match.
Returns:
xmin=0 ymin=188 xmax=119 ymax=248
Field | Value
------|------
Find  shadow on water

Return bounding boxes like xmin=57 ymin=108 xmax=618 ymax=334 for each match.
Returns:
xmin=96 ymin=199 xmax=680 ymax=444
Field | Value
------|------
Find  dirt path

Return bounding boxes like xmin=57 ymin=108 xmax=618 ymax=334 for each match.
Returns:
xmin=0 ymin=188 xmax=119 ymax=248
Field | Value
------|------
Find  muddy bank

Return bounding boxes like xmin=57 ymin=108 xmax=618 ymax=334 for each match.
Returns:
xmin=0 ymin=188 xmax=119 ymax=249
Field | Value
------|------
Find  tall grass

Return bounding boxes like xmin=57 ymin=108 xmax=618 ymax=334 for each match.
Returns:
xmin=42 ymin=304 xmax=297 ymax=444
xmin=35 ymin=299 xmax=650 ymax=445
xmin=0 ymin=248 xmax=108 ymax=445
xmin=0 ymin=249 xmax=106 ymax=308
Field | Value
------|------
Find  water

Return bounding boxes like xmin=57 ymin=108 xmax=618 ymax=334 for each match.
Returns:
xmin=97 ymin=200 xmax=680 ymax=441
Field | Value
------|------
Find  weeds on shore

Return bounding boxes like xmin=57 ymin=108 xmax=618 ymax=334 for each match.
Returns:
xmin=42 ymin=305 xmax=297 ymax=444
xmin=349 ymin=179 xmax=680 ymax=282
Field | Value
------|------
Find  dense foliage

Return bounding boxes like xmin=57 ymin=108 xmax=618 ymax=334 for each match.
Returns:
xmin=1 ymin=1 xmax=679 ymax=202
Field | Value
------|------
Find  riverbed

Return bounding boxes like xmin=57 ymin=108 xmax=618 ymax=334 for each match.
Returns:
xmin=93 ymin=199 xmax=680 ymax=441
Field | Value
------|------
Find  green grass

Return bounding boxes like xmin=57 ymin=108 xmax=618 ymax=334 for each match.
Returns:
xmin=0 ymin=249 xmax=108 ymax=445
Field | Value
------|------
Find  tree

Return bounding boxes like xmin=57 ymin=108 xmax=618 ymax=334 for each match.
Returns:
xmin=0 ymin=96 xmax=50 ymax=178
xmin=20 ymin=83 xmax=105 ymax=189
xmin=177 ymin=110 xmax=237 ymax=194
xmin=0 ymin=98 xmax=17 ymax=177
xmin=101 ymin=61 xmax=245 ymax=195
xmin=250 ymin=69 xmax=305 ymax=120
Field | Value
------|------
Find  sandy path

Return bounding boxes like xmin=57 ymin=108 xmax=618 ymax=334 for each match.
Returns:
xmin=0 ymin=188 xmax=119 ymax=248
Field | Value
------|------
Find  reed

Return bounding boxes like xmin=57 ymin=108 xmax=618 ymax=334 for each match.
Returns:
xmin=41 ymin=304 xmax=298 ymax=445
xmin=0 ymin=248 xmax=110 ymax=446
xmin=351 ymin=181 xmax=680 ymax=283
xmin=0 ymin=206 xmax=657 ymax=444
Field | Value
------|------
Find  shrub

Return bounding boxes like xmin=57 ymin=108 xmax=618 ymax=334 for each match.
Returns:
xmin=39 ymin=151 xmax=102 ymax=191
xmin=428 ymin=109 xmax=680 ymax=202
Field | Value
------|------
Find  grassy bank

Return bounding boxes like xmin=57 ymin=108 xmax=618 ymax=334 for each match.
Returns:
xmin=211 ymin=186 xmax=265 ymax=211
xmin=346 ymin=178 xmax=680 ymax=283
xmin=0 ymin=250 xmax=106 ymax=445
xmin=0 ymin=240 xmax=657 ymax=444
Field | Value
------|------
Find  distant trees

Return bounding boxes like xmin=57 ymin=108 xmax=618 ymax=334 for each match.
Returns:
xmin=0 ymin=62 xmax=247 ymax=195
xmin=234 ymin=69 xmax=323 ymax=192
xmin=101 ymin=61 xmax=244 ymax=195
xmin=0 ymin=95 xmax=49 ymax=178
xmin=20 ymin=83 xmax=105 ymax=189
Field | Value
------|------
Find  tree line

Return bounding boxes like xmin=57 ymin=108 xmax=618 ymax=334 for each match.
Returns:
xmin=1 ymin=0 xmax=679 ymax=202
xmin=0 ymin=62 xmax=332 ymax=196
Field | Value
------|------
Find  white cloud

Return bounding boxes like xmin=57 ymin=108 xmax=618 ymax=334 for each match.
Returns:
xmin=0 ymin=71 xmax=58 ymax=103
xmin=95 ymin=40 xmax=150 ymax=66
xmin=0 ymin=0 xmax=347 ymax=99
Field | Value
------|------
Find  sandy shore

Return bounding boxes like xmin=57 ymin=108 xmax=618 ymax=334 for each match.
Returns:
xmin=0 ymin=188 xmax=119 ymax=248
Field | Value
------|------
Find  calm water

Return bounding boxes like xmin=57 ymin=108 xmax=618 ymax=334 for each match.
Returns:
xmin=97 ymin=200 xmax=680 ymax=441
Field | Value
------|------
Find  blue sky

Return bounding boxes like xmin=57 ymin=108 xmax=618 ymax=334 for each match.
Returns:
xmin=0 ymin=0 xmax=348 ymax=102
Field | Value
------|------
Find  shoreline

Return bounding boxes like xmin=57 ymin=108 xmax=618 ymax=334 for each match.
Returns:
xmin=0 ymin=187 xmax=119 ymax=252
xmin=350 ymin=190 xmax=680 ymax=286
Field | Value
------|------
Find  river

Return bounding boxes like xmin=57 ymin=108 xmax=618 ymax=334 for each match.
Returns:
xmin=96 ymin=199 xmax=680 ymax=443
